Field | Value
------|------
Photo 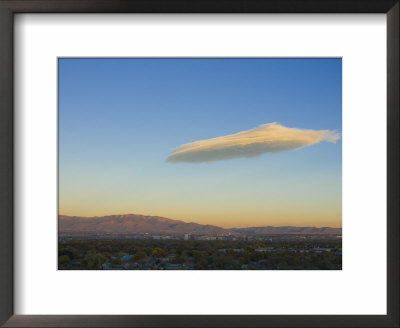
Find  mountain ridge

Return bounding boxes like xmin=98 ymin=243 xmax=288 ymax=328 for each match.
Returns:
xmin=59 ymin=214 xmax=342 ymax=235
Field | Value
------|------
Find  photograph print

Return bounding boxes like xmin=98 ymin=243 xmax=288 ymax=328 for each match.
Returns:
xmin=58 ymin=58 xmax=342 ymax=270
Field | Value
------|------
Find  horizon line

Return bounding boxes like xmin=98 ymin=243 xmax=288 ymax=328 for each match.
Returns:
xmin=58 ymin=213 xmax=342 ymax=230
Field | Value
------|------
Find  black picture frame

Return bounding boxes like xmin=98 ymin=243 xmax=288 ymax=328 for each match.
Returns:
xmin=0 ymin=1 xmax=398 ymax=327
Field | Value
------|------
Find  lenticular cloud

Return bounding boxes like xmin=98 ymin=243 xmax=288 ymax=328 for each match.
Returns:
xmin=166 ymin=123 xmax=340 ymax=163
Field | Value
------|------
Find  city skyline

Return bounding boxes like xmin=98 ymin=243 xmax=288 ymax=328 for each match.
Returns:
xmin=59 ymin=58 xmax=342 ymax=228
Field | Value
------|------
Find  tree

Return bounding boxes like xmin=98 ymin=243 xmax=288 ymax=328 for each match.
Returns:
xmin=58 ymin=248 xmax=74 ymax=260
xmin=192 ymin=250 xmax=203 ymax=261
xmin=133 ymin=250 xmax=147 ymax=261
xmin=58 ymin=255 xmax=70 ymax=265
xmin=152 ymin=247 xmax=167 ymax=257
xmin=112 ymin=258 xmax=121 ymax=265
xmin=87 ymin=253 xmax=106 ymax=269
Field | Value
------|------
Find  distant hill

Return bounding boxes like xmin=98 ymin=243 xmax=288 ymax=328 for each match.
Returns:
xmin=59 ymin=214 xmax=229 ymax=235
xmin=59 ymin=214 xmax=341 ymax=236
xmin=231 ymin=226 xmax=342 ymax=235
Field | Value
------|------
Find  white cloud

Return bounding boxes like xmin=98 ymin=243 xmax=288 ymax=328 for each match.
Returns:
xmin=166 ymin=123 xmax=340 ymax=163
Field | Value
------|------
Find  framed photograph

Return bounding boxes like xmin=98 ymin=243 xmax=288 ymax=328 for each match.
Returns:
xmin=0 ymin=0 xmax=398 ymax=327
xmin=57 ymin=57 xmax=343 ymax=272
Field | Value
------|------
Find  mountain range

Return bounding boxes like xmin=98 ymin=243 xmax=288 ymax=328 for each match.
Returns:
xmin=59 ymin=214 xmax=342 ymax=235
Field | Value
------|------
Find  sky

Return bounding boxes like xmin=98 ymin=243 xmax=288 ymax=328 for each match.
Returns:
xmin=58 ymin=58 xmax=342 ymax=228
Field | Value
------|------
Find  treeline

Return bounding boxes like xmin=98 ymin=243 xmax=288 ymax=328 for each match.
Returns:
xmin=58 ymin=239 xmax=342 ymax=270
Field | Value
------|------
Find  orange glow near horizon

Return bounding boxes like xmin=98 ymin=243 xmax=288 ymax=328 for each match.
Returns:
xmin=58 ymin=204 xmax=342 ymax=229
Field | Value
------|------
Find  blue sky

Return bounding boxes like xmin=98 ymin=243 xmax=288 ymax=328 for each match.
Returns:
xmin=59 ymin=58 xmax=342 ymax=228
